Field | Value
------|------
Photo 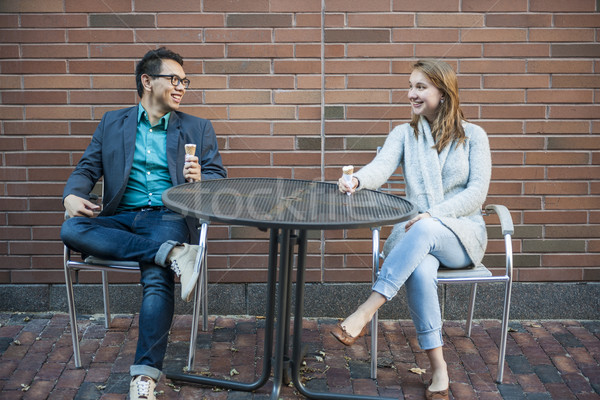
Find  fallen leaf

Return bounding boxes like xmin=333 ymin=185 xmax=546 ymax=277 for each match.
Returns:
xmin=315 ymin=356 xmax=323 ymax=362
xmin=95 ymin=385 xmax=106 ymax=390
xmin=319 ymin=350 xmax=326 ymax=357
xmin=23 ymin=317 xmax=30 ymax=322
xmin=230 ymin=347 xmax=238 ymax=352
xmin=21 ymin=384 xmax=30 ymax=392
xmin=13 ymin=340 xmax=21 ymax=346
xmin=230 ymin=368 xmax=239 ymax=376
xmin=508 ymin=327 xmax=518 ymax=332
xmin=409 ymin=367 xmax=427 ymax=375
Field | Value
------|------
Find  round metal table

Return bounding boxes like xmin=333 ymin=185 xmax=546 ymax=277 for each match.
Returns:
xmin=163 ymin=178 xmax=416 ymax=400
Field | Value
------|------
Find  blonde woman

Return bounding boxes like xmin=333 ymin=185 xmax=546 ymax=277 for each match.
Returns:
xmin=334 ymin=60 xmax=491 ymax=400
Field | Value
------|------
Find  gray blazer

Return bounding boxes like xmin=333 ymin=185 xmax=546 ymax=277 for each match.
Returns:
xmin=355 ymin=117 xmax=491 ymax=266
xmin=63 ymin=105 xmax=227 ymax=243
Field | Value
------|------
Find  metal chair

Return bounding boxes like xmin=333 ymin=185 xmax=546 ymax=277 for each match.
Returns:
xmin=63 ymin=211 xmax=210 ymax=372
xmin=368 ymin=148 xmax=514 ymax=383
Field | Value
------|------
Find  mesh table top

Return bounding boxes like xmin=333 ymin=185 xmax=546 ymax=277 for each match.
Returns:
xmin=162 ymin=178 xmax=416 ymax=230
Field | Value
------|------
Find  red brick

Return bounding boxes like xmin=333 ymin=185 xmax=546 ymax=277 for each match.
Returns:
xmin=526 ymin=121 xmax=590 ymax=135
xmin=69 ymin=60 xmax=134 ymax=74
xmin=68 ymin=29 xmax=134 ymax=43
xmin=296 ymin=44 xmax=321 ymax=58
xmin=204 ymin=0 xmax=269 ymax=12
xmin=530 ymin=28 xmax=595 ymax=42
xmin=21 ymin=14 xmax=87 ymax=28
xmin=205 ymin=90 xmax=271 ymax=104
xmin=484 ymin=75 xmax=549 ymax=89
xmin=3 ymin=91 xmax=68 ymax=105
xmin=65 ymin=0 xmax=131 ymax=12
xmin=394 ymin=0 xmax=459 ymax=11
xmin=0 ymin=14 xmax=18 ymax=27
xmin=2 ymin=0 xmax=64 ymax=12
xmin=524 ymin=211 xmax=587 ymax=224
xmin=273 ymin=122 xmax=321 ymax=135
xmin=524 ymin=182 xmax=588 ymax=195
xmin=484 ymin=43 xmax=550 ymax=57
xmin=325 ymin=60 xmax=389 ymax=74
xmin=0 ymin=29 xmax=65 ymax=43
xmin=555 ymin=13 xmax=600 ymax=27
xmin=528 ymin=89 xmax=593 ymax=104
xmin=345 ymin=106 xmax=409 ymax=120
xmin=486 ymin=13 xmax=551 ymax=27
xmin=347 ymin=43 xmax=412 ymax=57
xmin=275 ymin=90 xmax=321 ymax=104
xmin=550 ymin=106 xmax=600 ymax=119
xmin=227 ymin=44 xmax=293 ymax=58
xmin=275 ymin=60 xmax=321 ymax=74
xmin=157 ymin=13 xmax=225 ymax=28
xmin=270 ymin=0 xmax=321 ymax=12
xmin=530 ymin=0 xmax=596 ymax=12
xmin=462 ymin=28 xmax=527 ymax=42
xmin=0 ymin=74 xmax=21 ymax=89
xmin=548 ymin=166 xmax=600 ymax=180
xmin=552 ymin=75 xmax=600 ymax=88
xmin=205 ymin=60 xmax=270 ymax=74
xmin=482 ymin=105 xmax=546 ymax=119
xmin=462 ymin=0 xmax=527 ymax=12
xmin=460 ymin=89 xmax=524 ymax=104
xmin=349 ymin=13 xmax=413 ymax=27
xmin=519 ymin=268 xmax=583 ymax=282
xmin=546 ymin=197 xmax=600 ymax=210
xmin=347 ymin=75 xmax=406 ymax=89
xmin=0 ymin=106 xmax=23 ymax=120
xmin=416 ymin=43 xmax=482 ymax=58
xmin=26 ymin=106 xmax=91 ymax=120
xmin=488 ymin=136 xmax=544 ymax=150
xmin=276 ymin=28 xmax=321 ymax=43
xmin=296 ymin=13 xmax=321 ymax=27
xmin=205 ymin=28 xmax=271 ymax=43
xmin=1 ymin=60 xmax=67 ymax=74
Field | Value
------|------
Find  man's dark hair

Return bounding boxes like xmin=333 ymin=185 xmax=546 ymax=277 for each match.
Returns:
xmin=135 ymin=47 xmax=184 ymax=98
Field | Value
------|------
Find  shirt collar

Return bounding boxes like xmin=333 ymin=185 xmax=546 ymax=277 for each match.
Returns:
xmin=137 ymin=103 xmax=170 ymax=130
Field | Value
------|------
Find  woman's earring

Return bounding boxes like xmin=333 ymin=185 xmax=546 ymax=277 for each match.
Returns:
xmin=440 ymin=98 xmax=445 ymax=104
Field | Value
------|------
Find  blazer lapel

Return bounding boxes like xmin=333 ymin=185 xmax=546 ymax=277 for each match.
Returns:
xmin=122 ymin=107 xmax=137 ymax=179
xmin=166 ymin=112 xmax=182 ymax=185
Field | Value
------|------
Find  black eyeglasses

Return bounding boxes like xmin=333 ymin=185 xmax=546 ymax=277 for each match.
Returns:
xmin=150 ymin=74 xmax=190 ymax=89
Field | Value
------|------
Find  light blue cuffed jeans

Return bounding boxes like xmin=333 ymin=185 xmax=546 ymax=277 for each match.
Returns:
xmin=372 ymin=217 xmax=471 ymax=351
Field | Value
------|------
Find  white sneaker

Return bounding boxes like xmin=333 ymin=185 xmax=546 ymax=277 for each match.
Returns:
xmin=168 ymin=243 xmax=200 ymax=302
xmin=129 ymin=375 xmax=156 ymax=400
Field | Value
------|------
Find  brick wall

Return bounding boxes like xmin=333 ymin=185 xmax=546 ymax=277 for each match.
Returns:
xmin=1 ymin=0 xmax=598 ymax=287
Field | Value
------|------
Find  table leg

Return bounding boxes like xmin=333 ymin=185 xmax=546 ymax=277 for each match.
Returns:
xmin=166 ymin=229 xmax=279 ymax=391
xmin=291 ymin=231 xmax=396 ymax=400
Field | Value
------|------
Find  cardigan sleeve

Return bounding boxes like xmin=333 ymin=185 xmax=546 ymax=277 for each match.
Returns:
xmin=426 ymin=124 xmax=491 ymax=218
xmin=354 ymin=124 xmax=406 ymax=190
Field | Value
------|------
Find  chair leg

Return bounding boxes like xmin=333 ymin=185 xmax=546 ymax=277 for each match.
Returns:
xmin=64 ymin=263 xmax=81 ymax=368
xmin=466 ymin=283 xmax=477 ymax=337
xmin=202 ymin=246 xmax=208 ymax=331
xmin=188 ymin=222 xmax=209 ymax=371
xmin=496 ymin=279 xmax=513 ymax=383
xmin=102 ymin=270 xmax=110 ymax=329
xmin=370 ymin=227 xmax=380 ymax=379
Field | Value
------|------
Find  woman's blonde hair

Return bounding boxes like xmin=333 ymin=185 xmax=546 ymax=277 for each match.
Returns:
xmin=409 ymin=59 xmax=466 ymax=153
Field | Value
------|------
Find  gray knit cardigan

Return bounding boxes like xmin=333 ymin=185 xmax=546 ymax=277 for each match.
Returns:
xmin=354 ymin=117 xmax=492 ymax=266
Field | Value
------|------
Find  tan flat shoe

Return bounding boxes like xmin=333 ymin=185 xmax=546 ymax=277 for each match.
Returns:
xmin=425 ymin=381 xmax=449 ymax=400
xmin=330 ymin=323 xmax=368 ymax=346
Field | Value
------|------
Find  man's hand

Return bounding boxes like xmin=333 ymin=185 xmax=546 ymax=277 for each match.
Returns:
xmin=405 ymin=212 xmax=431 ymax=232
xmin=64 ymin=194 xmax=100 ymax=218
xmin=184 ymin=155 xmax=201 ymax=183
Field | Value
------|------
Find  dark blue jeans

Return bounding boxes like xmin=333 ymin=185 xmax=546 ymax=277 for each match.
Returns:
xmin=61 ymin=208 xmax=189 ymax=380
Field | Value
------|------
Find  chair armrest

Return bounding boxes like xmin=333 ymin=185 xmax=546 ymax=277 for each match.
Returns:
xmin=485 ymin=204 xmax=514 ymax=236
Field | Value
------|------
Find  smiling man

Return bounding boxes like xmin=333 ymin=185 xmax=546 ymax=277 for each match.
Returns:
xmin=60 ymin=47 xmax=226 ymax=400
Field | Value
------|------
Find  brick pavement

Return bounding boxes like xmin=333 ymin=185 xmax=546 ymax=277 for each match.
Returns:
xmin=0 ymin=313 xmax=598 ymax=399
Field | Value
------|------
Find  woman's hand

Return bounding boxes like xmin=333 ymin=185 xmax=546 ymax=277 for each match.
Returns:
xmin=338 ymin=176 xmax=358 ymax=194
xmin=184 ymin=155 xmax=201 ymax=183
xmin=405 ymin=212 xmax=431 ymax=232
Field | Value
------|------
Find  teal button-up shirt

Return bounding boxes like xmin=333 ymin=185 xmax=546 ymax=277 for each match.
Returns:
xmin=117 ymin=104 xmax=173 ymax=211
